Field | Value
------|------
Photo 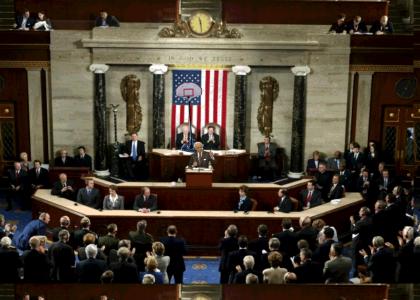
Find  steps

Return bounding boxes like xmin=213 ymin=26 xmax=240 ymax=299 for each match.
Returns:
xmin=0 ymin=0 xmax=15 ymax=30
xmin=0 ymin=284 xmax=14 ymax=300
xmin=180 ymin=285 xmax=222 ymax=300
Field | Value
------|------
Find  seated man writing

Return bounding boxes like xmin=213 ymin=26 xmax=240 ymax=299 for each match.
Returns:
xmin=188 ymin=142 xmax=215 ymax=169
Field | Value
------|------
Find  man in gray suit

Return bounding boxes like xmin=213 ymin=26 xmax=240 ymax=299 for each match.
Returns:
xmin=188 ymin=142 xmax=215 ymax=168
xmin=76 ymin=179 xmax=101 ymax=209
xmin=103 ymin=185 xmax=124 ymax=210
xmin=323 ymin=242 xmax=352 ymax=283
xmin=257 ymin=136 xmax=277 ymax=180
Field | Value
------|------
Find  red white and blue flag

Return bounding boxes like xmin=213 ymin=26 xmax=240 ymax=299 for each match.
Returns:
xmin=171 ymin=69 xmax=228 ymax=148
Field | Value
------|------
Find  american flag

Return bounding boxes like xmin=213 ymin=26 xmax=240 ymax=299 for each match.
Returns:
xmin=171 ymin=69 xmax=228 ymax=148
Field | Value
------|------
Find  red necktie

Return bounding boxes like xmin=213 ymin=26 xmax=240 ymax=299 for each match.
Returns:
xmin=305 ymin=191 xmax=312 ymax=207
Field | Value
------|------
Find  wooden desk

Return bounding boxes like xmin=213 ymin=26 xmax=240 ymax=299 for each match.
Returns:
xmin=48 ymin=167 xmax=91 ymax=189
xmin=32 ymin=189 xmax=364 ymax=255
xmin=149 ymin=149 xmax=249 ymax=182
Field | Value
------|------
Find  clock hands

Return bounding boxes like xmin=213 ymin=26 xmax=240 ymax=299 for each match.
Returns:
xmin=199 ymin=18 xmax=203 ymax=32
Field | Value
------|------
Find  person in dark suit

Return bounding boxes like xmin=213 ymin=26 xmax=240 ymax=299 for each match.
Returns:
xmin=235 ymin=185 xmax=252 ymax=212
xmin=22 ymin=236 xmax=51 ymax=282
xmin=274 ymin=189 xmax=293 ymax=213
xmin=160 ymin=225 xmax=187 ymax=284
xmin=133 ymin=187 xmax=158 ymax=212
xmin=95 ymin=11 xmax=120 ymax=27
xmin=329 ymin=13 xmax=347 ymax=33
xmin=346 ymin=15 xmax=367 ymax=34
xmin=0 ymin=236 xmax=21 ymax=282
xmin=73 ymin=217 xmax=96 ymax=249
xmin=176 ymin=124 xmax=196 ymax=151
xmin=188 ymin=142 xmax=215 ymax=168
xmin=14 ymin=212 xmax=50 ymax=251
xmin=110 ymin=247 xmax=138 ymax=283
xmin=327 ymin=175 xmax=345 ymax=201
xmin=219 ymin=224 xmax=239 ymax=283
xmin=51 ymin=173 xmax=75 ymax=200
xmin=201 ymin=125 xmax=220 ymax=150
xmin=292 ymin=248 xmax=324 ymax=283
xmin=120 ymin=132 xmax=147 ymax=180
xmin=360 ymin=236 xmax=397 ymax=283
xmin=357 ymin=169 xmax=374 ymax=201
xmin=76 ymin=244 xmax=108 ymax=283
xmin=77 ymin=233 xmax=107 ymax=262
xmin=48 ymin=229 xmax=75 ymax=282
xmin=98 ymin=223 xmax=119 ymax=256
xmin=306 ymin=151 xmax=326 ymax=174
xmin=7 ymin=161 xmax=29 ymax=210
xmin=299 ymin=181 xmax=322 ymax=210
xmin=338 ymin=164 xmax=352 ymax=192
xmin=349 ymin=143 xmax=365 ymax=175
xmin=326 ymin=151 xmax=345 ymax=172
xmin=51 ymin=215 xmax=73 ymax=244
xmin=248 ymin=224 xmax=269 ymax=257
xmin=54 ymin=149 xmax=74 ymax=167
xmin=272 ymin=218 xmax=298 ymax=258
xmin=350 ymin=207 xmax=373 ymax=271
xmin=76 ymin=178 xmax=101 ymax=209
xmin=226 ymin=236 xmax=257 ymax=283
xmin=15 ymin=9 xmax=35 ymax=30
xmin=297 ymin=217 xmax=319 ymax=251
xmin=315 ymin=163 xmax=332 ymax=201
xmin=28 ymin=160 xmax=49 ymax=192
xmin=103 ymin=185 xmax=124 ymax=210
xmin=370 ymin=15 xmax=394 ymax=35
xmin=233 ymin=255 xmax=259 ymax=284
xmin=377 ymin=169 xmax=396 ymax=199
xmin=257 ymin=136 xmax=278 ymax=180
xmin=128 ymin=220 xmax=153 ymax=271
xmin=74 ymin=146 xmax=92 ymax=170
xmin=323 ymin=242 xmax=352 ymax=283
xmin=313 ymin=227 xmax=335 ymax=265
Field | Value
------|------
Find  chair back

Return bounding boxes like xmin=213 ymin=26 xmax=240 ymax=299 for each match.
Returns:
xmin=250 ymin=198 xmax=258 ymax=211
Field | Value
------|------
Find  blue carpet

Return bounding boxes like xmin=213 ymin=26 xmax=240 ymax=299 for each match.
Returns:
xmin=183 ymin=257 xmax=220 ymax=284
xmin=0 ymin=196 xmax=32 ymax=238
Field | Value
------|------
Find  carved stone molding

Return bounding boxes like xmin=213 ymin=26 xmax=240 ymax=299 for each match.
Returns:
xmin=149 ymin=64 xmax=168 ymax=75
xmin=350 ymin=64 xmax=414 ymax=73
xmin=89 ymin=64 xmax=109 ymax=74
xmin=0 ymin=61 xmax=50 ymax=69
xmin=158 ymin=20 xmax=242 ymax=39
xmin=232 ymin=65 xmax=251 ymax=76
xmin=291 ymin=65 xmax=311 ymax=76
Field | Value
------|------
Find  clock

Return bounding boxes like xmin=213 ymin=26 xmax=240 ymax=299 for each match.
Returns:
xmin=189 ymin=11 xmax=214 ymax=36
xmin=395 ymin=77 xmax=417 ymax=99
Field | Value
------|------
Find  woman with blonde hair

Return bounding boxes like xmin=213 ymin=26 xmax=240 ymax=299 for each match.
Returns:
xmin=139 ymin=256 xmax=164 ymax=284
xmin=148 ymin=241 xmax=170 ymax=283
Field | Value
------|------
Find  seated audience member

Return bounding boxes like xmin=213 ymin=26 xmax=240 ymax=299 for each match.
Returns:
xmin=15 ymin=9 xmax=35 ymax=30
xmin=306 ymin=151 xmax=325 ymax=174
xmin=74 ymin=146 xmax=92 ymax=170
xmin=315 ymin=163 xmax=332 ymax=201
xmin=248 ymin=224 xmax=269 ymax=256
xmin=77 ymin=233 xmax=106 ymax=261
xmin=139 ymin=256 xmax=164 ymax=284
xmin=370 ymin=15 xmax=394 ymax=35
xmin=51 ymin=173 xmax=75 ymax=200
xmin=226 ymin=235 xmax=257 ymax=283
xmin=19 ymin=152 xmax=33 ymax=172
xmin=133 ymin=187 xmax=158 ymax=212
xmin=148 ymin=242 xmax=170 ymax=284
xmin=129 ymin=220 xmax=154 ymax=271
xmin=103 ymin=185 xmax=124 ymax=210
xmin=235 ymin=185 xmax=252 ymax=212
xmin=202 ymin=124 xmax=220 ymax=150
xmin=297 ymin=217 xmax=318 ymax=251
xmin=257 ymin=136 xmax=278 ymax=180
xmin=120 ymin=132 xmax=147 ymax=180
xmin=110 ymin=247 xmax=138 ymax=283
xmin=54 ymin=149 xmax=74 ymax=167
xmin=346 ymin=15 xmax=367 ymax=34
xmin=7 ymin=161 xmax=29 ymax=210
xmin=329 ymin=13 xmax=347 ymax=34
xmin=299 ymin=181 xmax=322 ymax=210
xmin=359 ymin=236 xmax=397 ymax=283
xmin=15 ymin=213 xmax=50 ymax=251
xmin=33 ymin=11 xmax=52 ymax=31
xmin=76 ymin=244 xmax=108 ymax=283
xmin=188 ymin=141 xmax=215 ymax=168
xmin=73 ymin=217 xmax=96 ymax=249
xmin=48 ymin=229 xmax=75 ymax=282
xmin=327 ymin=174 xmax=345 ymax=201
xmin=51 ymin=215 xmax=73 ymax=243
xmin=327 ymin=151 xmax=345 ymax=172
xmin=98 ymin=223 xmax=119 ymax=256
xmin=274 ymin=188 xmax=292 ymax=213
xmin=233 ymin=255 xmax=259 ymax=284
xmin=292 ymin=248 xmax=323 ymax=283
xmin=160 ymin=225 xmax=187 ymax=284
xmin=273 ymin=218 xmax=298 ymax=258
xmin=0 ymin=236 xmax=21 ymax=282
xmin=142 ymin=274 xmax=155 ymax=285
xmin=245 ymin=273 xmax=259 ymax=284
xmin=323 ymin=242 xmax=352 ymax=283
xmin=28 ymin=160 xmax=49 ymax=192
xmin=219 ymin=224 xmax=239 ymax=284
xmin=77 ymin=178 xmax=101 ymax=209
xmin=176 ymin=124 xmax=196 ymax=151
xmin=377 ymin=169 xmax=395 ymax=199
xmin=95 ymin=11 xmax=120 ymax=27
xmin=312 ymin=227 xmax=335 ymax=265
xmin=0 ymin=214 xmax=17 ymax=239
xmin=22 ymin=236 xmax=50 ymax=282
xmin=262 ymin=251 xmax=292 ymax=284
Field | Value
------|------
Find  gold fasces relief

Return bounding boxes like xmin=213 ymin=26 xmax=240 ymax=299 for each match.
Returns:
xmin=120 ymin=74 xmax=142 ymax=134
xmin=158 ymin=20 xmax=242 ymax=39
xmin=257 ymin=76 xmax=279 ymax=136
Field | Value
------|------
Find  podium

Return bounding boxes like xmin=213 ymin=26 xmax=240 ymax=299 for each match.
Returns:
xmin=185 ymin=168 xmax=213 ymax=188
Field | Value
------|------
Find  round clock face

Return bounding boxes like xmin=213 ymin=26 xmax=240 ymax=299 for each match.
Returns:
xmin=395 ymin=77 xmax=417 ymax=99
xmin=189 ymin=12 xmax=213 ymax=35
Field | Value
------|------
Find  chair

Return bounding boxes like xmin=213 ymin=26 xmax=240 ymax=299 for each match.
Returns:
xmin=250 ymin=198 xmax=258 ymax=211
xmin=290 ymin=197 xmax=299 ymax=211
xmin=201 ymin=123 xmax=221 ymax=136
xmin=177 ymin=122 xmax=196 ymax=134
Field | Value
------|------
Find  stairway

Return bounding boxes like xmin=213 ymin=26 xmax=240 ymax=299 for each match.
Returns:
xmin=180 ymin=284 xmax=222 ymax=300
xmin=0 ymin=0 xmax=14 ymax=30
xmin=180 ymin=0 xmax=222 ymax=21
xmin=0 ymin=284 xmax=14 ymax=300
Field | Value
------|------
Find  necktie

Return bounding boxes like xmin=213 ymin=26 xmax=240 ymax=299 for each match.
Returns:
xmin=336 ymin=159 xmax=340 ymax=169
xmin=16 ymin=170 xmax=19 ymax=177
xmin=131 ymin=142 xmax=137 ymax=161
xmin=305 ymin=191 xmax=312 ymax=207
xmin=315 ymin=161 xmax=318 ymax=168
xmin=63 ymin=182 xmax=66 ymax=187
xmin=384 ymin=178 xmax=388 ymax=188
xmin=87 ymin=189 xmax=90 ymax=195
xmin=265 ymin=146 xmax=270 ymax=159
xmin=36 ymin=169 xmax=40 ymax=177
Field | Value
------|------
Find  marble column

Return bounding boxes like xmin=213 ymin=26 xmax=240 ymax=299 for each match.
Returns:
xmin=354 ymin=72 xmax=373 ymax=147
xmin=149 ymin=64 xmax=168 ymax=148
xmin=89 ymin=64 xmax=110 ymax=176
xmin=232 ymin=65 xmax=251 ymax=149
xmin=289 ymin=66 xmax=311 ymax=179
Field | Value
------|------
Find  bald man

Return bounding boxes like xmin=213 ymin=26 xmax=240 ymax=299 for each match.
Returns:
xmin=188 ymin=142 xmax=215 ymax=168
